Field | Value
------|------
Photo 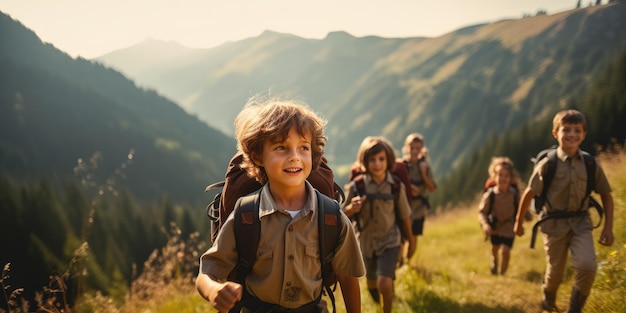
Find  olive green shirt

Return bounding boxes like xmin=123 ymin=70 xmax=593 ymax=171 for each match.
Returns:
xmin=199 ymin=182 xmax=365 ymax=309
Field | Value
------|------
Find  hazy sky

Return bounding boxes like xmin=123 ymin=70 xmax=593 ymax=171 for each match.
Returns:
xmin=2 ymin=0 xmax=578 ymax=59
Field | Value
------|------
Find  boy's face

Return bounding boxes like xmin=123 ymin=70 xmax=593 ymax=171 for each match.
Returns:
xmin=257 ymin=126 xmax=313 ymax=190
xmin=494 ymin=165 xmax=511 ymax=189
xmin=408 ymin=141 xmax=423 ymax=161
xmin=366 ymin=150 xmax=388 ymax=182
xmin=552 ymin=122 xmax=586 ymax=151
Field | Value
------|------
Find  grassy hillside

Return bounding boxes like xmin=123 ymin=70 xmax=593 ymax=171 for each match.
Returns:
xmin=5 ymin=145 xmax=613 ymax=313
xmin=188 ymin=145 xmax=626 ymax=313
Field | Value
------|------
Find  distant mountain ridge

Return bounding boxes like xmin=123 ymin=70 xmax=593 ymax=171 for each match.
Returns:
xmin=0 ymin=11 xmax=236 ymax=205
xmin=97 ymin=3 xmax=626 ymax=183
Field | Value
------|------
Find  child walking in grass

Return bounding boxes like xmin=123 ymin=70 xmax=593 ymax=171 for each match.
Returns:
xmin=342 ymin=136 xmax=415 ymax=313
xmin=514 ymin=109 xmax=614 ymax=313
xmin=401 ymin=133 xmax=436 ymax=257
xmin=196 ymin=96 xmax=365 ymax=313
xmin=478 ymin=157 xmax=520 ymax=276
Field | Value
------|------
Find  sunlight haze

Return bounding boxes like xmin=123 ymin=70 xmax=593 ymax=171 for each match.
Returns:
xmin=1 ymin=0 xmax=577 ymax=59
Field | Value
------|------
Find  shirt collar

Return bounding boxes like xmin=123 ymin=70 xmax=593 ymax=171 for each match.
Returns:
xmin=258 ymin=181 xmax=316 ymax=220
xmin=556 ymin=147 xmax=583 ymax=162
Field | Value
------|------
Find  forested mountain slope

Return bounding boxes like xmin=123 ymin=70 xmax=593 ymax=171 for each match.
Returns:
xmin=0 ymin=12 xmax=235 ymax=206
xmin=99 ymin=3 xmax=626 ymax=184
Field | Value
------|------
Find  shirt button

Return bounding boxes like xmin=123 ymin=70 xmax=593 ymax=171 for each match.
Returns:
xmin=286 ymin=281 xmax=292 ymax=286
xmin=288 ymin=226 xmax=293 ymax=231
xmin=288 ymin=255 xmax=294 ymax=260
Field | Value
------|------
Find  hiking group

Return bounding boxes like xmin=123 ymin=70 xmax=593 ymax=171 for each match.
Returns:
xmin=477 ymin=110 xmax=614 ymax=313
xmin=196 ymin=95 xmax=614 ymax=313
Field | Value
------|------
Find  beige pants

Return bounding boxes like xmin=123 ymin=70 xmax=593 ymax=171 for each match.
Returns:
xmin=542 ymin=227 xmax=597 ymax=295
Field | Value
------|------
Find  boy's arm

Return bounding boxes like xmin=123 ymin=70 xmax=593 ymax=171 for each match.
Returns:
xmin=419 ymin=161 xmax=437 ymax=192
xmin=477 ymin=191 xmax=492 ymax=235
xmin=514 ymin=187 xmax=535 ymax=237
xmin=337 ymin=274 xmax=361 ymax=313
xmin=598 ymin=193 xmax=614 ymax=246
xmin=196 ymin=273 xmax=243 ymax=313
xmin=403 ymin=217 xmax=416 ymax=258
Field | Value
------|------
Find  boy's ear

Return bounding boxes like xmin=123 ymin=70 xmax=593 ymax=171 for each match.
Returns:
xmin=552 ymin=129 xmax=558 ymax=139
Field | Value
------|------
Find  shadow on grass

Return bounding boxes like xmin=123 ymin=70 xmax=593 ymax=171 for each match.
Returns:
xmin=523 ymin=269 xmax=544 ymax=284
xmin=405 ymin=290 xmax=527 ymax=313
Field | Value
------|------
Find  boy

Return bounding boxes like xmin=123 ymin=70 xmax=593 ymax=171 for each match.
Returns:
xmin=514 ymin=110 xmax=614 ymax=313
xmin=401 ymin=133 xmax=436 ymax=258
xmin=478 ymin=157 xmax=519 ymax=276
xmin=196 ymin=97 xmax=365 ymax=313
xmin=343 ymin=136 xmax=415 ymax=313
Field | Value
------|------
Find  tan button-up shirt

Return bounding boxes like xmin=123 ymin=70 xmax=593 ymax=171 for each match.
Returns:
xmin=529 ymin=148 xmax=611 ymax=235
xmin=478 ymin=187 xmax=517 ymax=238
xmin=199 ymin=182 xmax=365 ymax=309
xmin=343 ymin=172 xmax=411 ymax=258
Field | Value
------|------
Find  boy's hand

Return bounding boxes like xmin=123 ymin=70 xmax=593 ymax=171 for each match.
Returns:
xmin=482 ymin=225 xmax=492 ymax=236
xmin=514 ymin=221 xmax=524 ymax=237
xmin=209 ymin=282 xmax=243 ymax=313
xmin=406 ymin=236 xmax=416 ymax=259
xmin=598 ymin=228 xmax=614 ymax=246
xmin=410 ymin=184 xmax=420 ymax=198
xmin=350 ymin=196 xmax=366 ymax=213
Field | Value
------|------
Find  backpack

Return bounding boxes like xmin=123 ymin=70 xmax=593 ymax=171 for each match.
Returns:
xmin=228 ymin=189 xmax=342 ymax=313
xmin=348 ymin=160 xmax=412 ymax=204
xmin=349 ymin=173 xmax=409 ymax=241
xmin=205 ymin=152 xmax=345 ymax=312
xmin=401 ymin=158 xmax=434 ymax=209
xmin=206 ymin=152 xmax=344 ymax=243
xmin=530 ymin=147 xmax=599 ymax=215
xmin=528 ymin=147 xmax=604 ymax=248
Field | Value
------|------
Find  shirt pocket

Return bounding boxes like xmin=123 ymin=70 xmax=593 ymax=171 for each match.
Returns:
xmin=303 ymin=243 xmax=321 ymax=280
xmin=253 ymin=244 xmax=274 ymax=277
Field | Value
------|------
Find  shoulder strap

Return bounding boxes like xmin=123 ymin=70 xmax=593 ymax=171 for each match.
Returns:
xmin=317 ymin=190 xmax=341 ymax=313
xmin=352 ymin=175 xmax=366 ymax=197
xmin=582 ymin=152 xmax=596 ymax=197
xmin=233 ymin=191 xmax=261 ymax=284
xmin=539 ymin=150 xmax=558 ymax=209
xmin=580 ymin=151 xmax=597 ymax=210
xmin=487 ymin=187 xmax=495 ymax=215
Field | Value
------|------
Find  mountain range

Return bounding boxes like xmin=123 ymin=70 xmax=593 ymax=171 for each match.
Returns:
xmin=2 ymin=2 xmax=626 ymax=209
xmin=97 ymin=2 xmax=626 ymax=184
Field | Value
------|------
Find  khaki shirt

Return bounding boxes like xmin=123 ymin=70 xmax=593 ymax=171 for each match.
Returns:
xmin=199 ymin=182 xmax=365 ymax=309
xmin=343 ymin=172 xmax=411 ymax=258
xmin=529 ymin=148 xmax=611 ymax=235
xmin=478 ymin=187 xmax=517 ymax=238
xmin=405 ymin=159 xmax=434 ymax=219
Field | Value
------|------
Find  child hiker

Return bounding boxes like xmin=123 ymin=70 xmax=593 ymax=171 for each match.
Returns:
xmin=401 ymin=133 xmax=436 ymax=257
xmin=478 ymin=157 xmax=520 ymax=275
xmin=343 ymin=136 xmax=415 ymax=313
xmin=196 ymin=96 xmax=365 ymax=313
xmin=514 ymin=109 xmax=614 ymax=313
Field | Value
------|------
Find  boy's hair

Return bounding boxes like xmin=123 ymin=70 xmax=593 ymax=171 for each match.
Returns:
xmin=355 ymin=136 xmax=396 ymax=174
xmin=488 ymin=156 xmax=520 ymax=187
xmin=234 ymin=96 xmax=327 ymax=184
xmin=552 ymin=109 xmax=587 ymax=132
xmin=402 ymin=132 xmax=426 ymax=159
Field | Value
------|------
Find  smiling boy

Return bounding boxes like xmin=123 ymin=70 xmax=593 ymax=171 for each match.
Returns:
xmin=514 ymin=110 xmax=614 ymax=313
xmin=196 ymin=97 xmax=365 ymax=313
